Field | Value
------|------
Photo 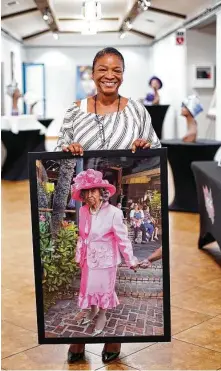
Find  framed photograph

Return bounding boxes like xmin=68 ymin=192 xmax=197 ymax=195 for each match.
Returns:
xmin=76 ymin=66 xmax=96 ymax=100
xmin=29 ymin=149 xmax=170 ymax=344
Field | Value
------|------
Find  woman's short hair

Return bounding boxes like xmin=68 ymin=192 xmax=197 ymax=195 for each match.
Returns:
xmin=92 ymin=47 xmax=125 ymax=72
xmin=80 ymin=188 xmax=111 ymax=202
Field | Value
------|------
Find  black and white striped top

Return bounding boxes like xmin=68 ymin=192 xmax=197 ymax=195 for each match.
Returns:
xmin=55 ymin=98 xmax=161 ymax=151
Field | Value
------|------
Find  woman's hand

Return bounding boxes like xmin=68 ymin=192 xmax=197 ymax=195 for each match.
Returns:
xmin=131 ymin=139 xmax=151 ymax=153
xmin=139 ymin=259 xmax=152 ymax=269
xmin=62 ymin=142 xmax=84 ymax=156
xmin=130 ymin=263 xmax=139 ymax=272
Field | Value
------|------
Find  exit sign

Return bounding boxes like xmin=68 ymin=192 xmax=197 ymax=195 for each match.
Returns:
xmin=176 ymin=29 xmax=185 ymax=45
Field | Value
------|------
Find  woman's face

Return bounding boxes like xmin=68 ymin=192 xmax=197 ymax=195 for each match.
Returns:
xmin=150 ymin=79 xmax=160 ymax=90
xmin=92 ymin=54 xmax=124 ymax=96
xmin=84 ymin=188 xmax=101 ymax=207
xmin=181 ymin=106 xmax=190 ymax=117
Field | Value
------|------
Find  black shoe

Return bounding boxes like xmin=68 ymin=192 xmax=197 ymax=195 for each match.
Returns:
xmin=67 ymin=349 xmax=85 ymax=363
xmin=102 ymin=350 xmax=120 ymax=363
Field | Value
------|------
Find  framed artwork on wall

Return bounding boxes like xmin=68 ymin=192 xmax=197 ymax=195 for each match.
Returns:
xmin=76 ymin=66 xmax=96 ymax=100
xmin=29 ymin=149 xmax=170 ymax=344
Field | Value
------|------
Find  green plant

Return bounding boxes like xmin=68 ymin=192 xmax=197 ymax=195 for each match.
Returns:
xmin=149 ymin=190 xmax=161 ymax=218
xmin=39 ymin=215 xmax=79 ymax=312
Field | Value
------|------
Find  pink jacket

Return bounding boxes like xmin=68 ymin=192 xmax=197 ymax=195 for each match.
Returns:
xmin=75 ymin=202 xmax=138 ymax=269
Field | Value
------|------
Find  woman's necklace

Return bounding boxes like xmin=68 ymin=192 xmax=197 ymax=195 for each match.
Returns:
xmin=89 ymin=201 xmax=103 ymax=215
xmin=94 ymin=94 xmax=121 ymax=148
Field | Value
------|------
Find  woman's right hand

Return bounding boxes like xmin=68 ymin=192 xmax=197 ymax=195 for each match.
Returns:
xmin=62 ymin=142 xmax=84 ymax=156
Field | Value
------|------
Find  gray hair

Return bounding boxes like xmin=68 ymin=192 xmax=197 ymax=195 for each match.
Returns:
xmin=80 ymin=188 xmax=110 ymax=202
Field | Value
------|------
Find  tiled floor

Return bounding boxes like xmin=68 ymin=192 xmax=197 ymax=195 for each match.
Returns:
xmin=2 ymin=180 xmax=221 ymax=370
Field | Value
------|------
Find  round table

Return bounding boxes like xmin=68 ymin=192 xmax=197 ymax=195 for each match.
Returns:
xmin=144 ymin=105 xmax=169 ymax=139
xmin=37 ymin=118 xmax=54 ymax=128
xmin=161 ymin=139 xmax=221 ymax=213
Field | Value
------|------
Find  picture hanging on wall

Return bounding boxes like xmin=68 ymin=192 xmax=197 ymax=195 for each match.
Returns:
xmin=76 ymin=66 xmax=96 ymax=100
xmin=29 ymin=149 xmax=170 ymax=344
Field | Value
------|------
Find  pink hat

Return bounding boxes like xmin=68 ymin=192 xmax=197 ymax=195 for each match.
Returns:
xmin=71 ymin=169 xmax=116 ymax=201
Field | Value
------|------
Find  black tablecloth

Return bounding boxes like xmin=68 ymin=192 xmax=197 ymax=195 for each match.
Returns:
xmin=1 ymin=130 xmax=46 ymax=180
xmin=161 ymin=139 xmax=221 ymax=213
xmin=191 ymin=161 xmax=221 ymax=249
xmin=144 ymin=105 xmax=169 ymax=139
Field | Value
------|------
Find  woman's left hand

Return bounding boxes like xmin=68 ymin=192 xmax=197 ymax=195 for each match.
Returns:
xmin=132 ymin=139 xmax=151 ymax=153
xmin=130 ymin=264 xmax=139 ymax=272
xmin=139 ymin=259 xmax=152 ymax=268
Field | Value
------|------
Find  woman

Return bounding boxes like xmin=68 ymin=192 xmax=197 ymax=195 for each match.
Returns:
xmin=130 ymin=204 xmax=146 ymax=243
xmin=56 ymin=47 xmax=161 ymax=363
xmin=140 ymin=246 xmax=162 ymax=268
xmin=72 ymin=169 xmax=138 ymax=337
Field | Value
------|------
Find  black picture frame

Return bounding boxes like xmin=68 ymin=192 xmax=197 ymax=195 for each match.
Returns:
xmin=29 ymin=148 xmax=171 ymax=344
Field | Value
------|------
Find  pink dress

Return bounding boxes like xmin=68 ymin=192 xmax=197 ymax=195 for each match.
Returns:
xmin=75 ymin=202 xmax=138 ymax=309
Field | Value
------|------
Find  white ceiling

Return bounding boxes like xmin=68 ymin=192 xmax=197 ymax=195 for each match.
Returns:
xmin=1 ymin=0 xmax=220 ymax=46
xmin=1 ymin=0 xmax=36 ymax=16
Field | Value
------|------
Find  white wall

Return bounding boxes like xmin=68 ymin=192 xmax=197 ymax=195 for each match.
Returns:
xmin=1 ymin=33 xmax=25 ymax=115
xmin=216 ymin=11 xmax=221 ymax=141
xmin=186 ymin=30 xmax=216 ymax=139
xmin=149 ymin=33 xmax=187 ymax=139
xmin=24 ymin=46 xmax=151 ymax=136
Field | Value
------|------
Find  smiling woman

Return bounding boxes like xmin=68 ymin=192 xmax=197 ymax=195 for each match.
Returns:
xmin=55 ymin=46 xmax=161 ymax=364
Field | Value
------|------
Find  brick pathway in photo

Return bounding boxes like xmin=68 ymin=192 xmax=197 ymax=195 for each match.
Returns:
xmin=45 ymin=295 xmax=163 ymax=339
xmin=44 ymin=240 xmax=164 ymax=339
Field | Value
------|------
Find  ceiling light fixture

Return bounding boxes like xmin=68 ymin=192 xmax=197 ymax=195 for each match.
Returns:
xmin=82 ymin=1 xmax=102 ymax=21
xmin=43 ymin=10 xmax=49 ymax=21
xmin=138 ymin=0 xmax=151 ymax=11
xmin=81 ymin=21 xmax=97 ymax=35
xmin=5 ymin=1 xmax=19 ymax=6
xmin=119 ymin=31 xmax=127 ymax=39
xmin=125 ymin=20 xmax=133 ymax=30
xmin=53 ymin=32 xmax=59 ymax=40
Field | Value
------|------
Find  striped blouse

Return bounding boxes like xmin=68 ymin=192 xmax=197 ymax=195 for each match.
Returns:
xmin=55 ymin=98 xmax=161 ymax=151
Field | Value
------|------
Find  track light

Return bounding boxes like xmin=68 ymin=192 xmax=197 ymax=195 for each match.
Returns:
xmin=125 ymin=20 xmax=133 ymax=30
xmin=82 ymin=1 xmax=102 ymax=21
xmin=119 ymin=32 xmax=127 ymax=39
xmin=53 ymin=32 xmax=59 ymax=40
xmin=43 ymin=10 xmax=49 ymax=21
xmin=138 ymin=0 xmax=151 ymax=11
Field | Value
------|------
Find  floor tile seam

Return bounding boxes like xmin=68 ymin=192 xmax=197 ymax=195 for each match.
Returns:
xmin=2 ymin=319 xmax=37 ymax=334
xmin=171 ymin=337 xmax=221 ymax=354
xmin=94 ymin=361 xmax=138 ymax=371
xmin=170 ymin=281 xmax=221 ymax=297
xmin=172 ymin=316 xmax=217 ymax=336
xmin=1 ymin=345 xmax=40 ymax=360
xmin=171 ymin=304 xmax=221 ymax=317
xmin=117 ymin=342 xmax=158 ymax=363
xmin=86 ymin=343 xmax=154 ymax=360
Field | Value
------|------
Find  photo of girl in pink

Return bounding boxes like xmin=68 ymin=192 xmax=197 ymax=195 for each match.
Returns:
xmin=71 ymin=168 xmax=138 ymax=337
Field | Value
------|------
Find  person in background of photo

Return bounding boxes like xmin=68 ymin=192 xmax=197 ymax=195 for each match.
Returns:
xmin=55 ymin=46 xmax=161 ymax=363
xmin=130 ymin=203 xmax=147 ymax=243
xmin=150 ymin=216 xmax=159 ymax=241
xmin=72 ymin=169 xmax=138 ymax=337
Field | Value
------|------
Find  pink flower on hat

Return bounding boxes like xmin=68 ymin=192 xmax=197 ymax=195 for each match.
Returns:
xmin=72 ymin=168 xmax=116 ymax=202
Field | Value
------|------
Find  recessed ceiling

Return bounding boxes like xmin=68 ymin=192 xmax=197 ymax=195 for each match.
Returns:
xmin=1 ymin=0 xmax=219 ymax=45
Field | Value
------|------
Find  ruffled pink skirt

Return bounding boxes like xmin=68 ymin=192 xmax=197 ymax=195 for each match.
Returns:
xmin=78 ymin=261 xmax=119 ymax=309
